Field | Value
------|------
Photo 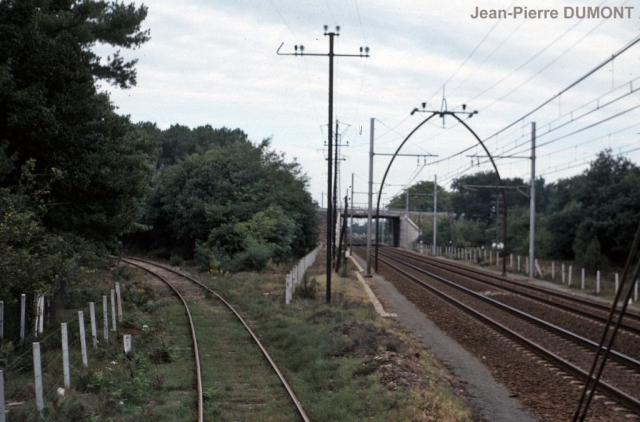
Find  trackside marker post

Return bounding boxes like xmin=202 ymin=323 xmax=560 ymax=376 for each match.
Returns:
xmin=123 ymin=334 xmax=132 ymax=357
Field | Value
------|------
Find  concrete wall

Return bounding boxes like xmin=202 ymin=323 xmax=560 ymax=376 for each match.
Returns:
xmin=399 ymin=215 xmax=420 ymax=248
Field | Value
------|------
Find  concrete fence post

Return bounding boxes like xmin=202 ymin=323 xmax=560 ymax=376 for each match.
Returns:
xmin=61 ymin=323 xmax=70 ymax=389
xmin=115 ymin=282 xmax=123 ymax=323
xmin=20 ymin=294 xmax=26 ymax=345
xmin=615 ymin=273 xmax=619 ymax=294
xmin=596 ymin=270 xmax=600 ymax=294
xmin=78 ymin=311 xmax=88 ymax=367
xmin=517 ymin=256 xmax=521 ymax=272
xmin=562 ymin=264 xmax=565 ymax=283
xmin=568 ymin=265 xmax=573 ymax=287
xmin=103 ymin=296 xmax=109 ymax=342
xmin=89 ymin=302 xmax=98 ymax=349
xmin=285 ymin=274 xmax=292 ymax=305
xmin=34 ymin=294 xmax=44 ymax=337
xmin=33 ymin=342 xmax=44 ymax=419
xmin=581 ymin=268 xmax=585 ymax=290
xmin=110 ymin=290 xmax=116 ymax=331
xmin=525 ymin=257 xmax=529 ymax=274
xmin=510 ymin=254 xmax=513 ymax=269
xmin=552 ymin=262 xmax=555 ymax=280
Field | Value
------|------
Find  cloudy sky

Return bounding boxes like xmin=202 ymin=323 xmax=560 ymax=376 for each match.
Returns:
xmin=101 ymin=0 xmax=640 ymax=209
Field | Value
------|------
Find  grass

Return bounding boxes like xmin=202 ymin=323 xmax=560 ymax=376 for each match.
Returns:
xmin=197 ymin=254 xmax=473 ymax=422
xmin=2 ymin=252 xmax=473 ymax=421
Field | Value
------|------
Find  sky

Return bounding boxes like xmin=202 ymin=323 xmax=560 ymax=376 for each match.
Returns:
xmin=99 ymin=0 xmax=640 ymax=210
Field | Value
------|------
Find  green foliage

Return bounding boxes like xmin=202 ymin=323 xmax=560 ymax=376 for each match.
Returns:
xmin=295 ymin=273 xmax=319 ymax=300
xmin=439 ymin=150 xmax=639 ymax=265
xmin=0 ymin=0 xmax=157 ymax=244
xmin=386 ymin=180 xmax=449 ymax=212
xmin=0 ymin=162 xmax=75 ymax=304
xmin=137 ymin=127 xmax=318 ymax=271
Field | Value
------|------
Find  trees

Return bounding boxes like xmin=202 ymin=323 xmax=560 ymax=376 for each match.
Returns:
xmin=0 ymin=0 xmax=156 ymax=243
xmin=139 ymin=126 xmax=319 ymax=272
xmin=0 ymin=0 xmax=156 ymax=316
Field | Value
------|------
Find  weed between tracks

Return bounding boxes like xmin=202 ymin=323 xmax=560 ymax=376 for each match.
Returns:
xmin=197 ymin=253 xmax=473 ymax=422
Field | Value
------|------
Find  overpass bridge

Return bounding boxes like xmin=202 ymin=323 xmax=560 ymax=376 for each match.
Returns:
xmin=317 ymin=207 xmax=451 ymax=248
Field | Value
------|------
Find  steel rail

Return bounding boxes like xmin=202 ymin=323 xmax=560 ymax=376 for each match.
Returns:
xmin=121 ymin=256 xmax=311 ymax=422
xmin=120 ymin=257 xmax=204 ymax=422
xmin=375 ymin=254 xmax=640 ymax=415
xmin=376 ymin=249 xmax=640 ymax=372
xmin=386 ymin=247 xmax=640 ymax=335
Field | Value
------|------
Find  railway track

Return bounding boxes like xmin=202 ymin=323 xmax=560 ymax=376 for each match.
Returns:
xmin=380 ymin=247 xmax=640 ymax=361
xmin=120 ymin=256 xmax=310 ymax=422
xmin=354 ymin=246 xmax=640 ymax=420
xmin=389 ymin=246 xmax=640 ymax=330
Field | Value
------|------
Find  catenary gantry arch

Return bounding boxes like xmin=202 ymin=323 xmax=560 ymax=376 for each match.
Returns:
xmin=374 ymin=109 xmax=508 ymax=276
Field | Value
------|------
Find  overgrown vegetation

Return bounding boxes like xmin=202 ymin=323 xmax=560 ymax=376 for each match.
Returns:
xmin=129 ymin=125 xmax=319 ymax=272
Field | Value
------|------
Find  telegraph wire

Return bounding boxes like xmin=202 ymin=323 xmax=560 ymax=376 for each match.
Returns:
xmin=475 ymin=12 xmax=615 ymax=113
xmin=448 ymin=17 xmax=527 ymax=97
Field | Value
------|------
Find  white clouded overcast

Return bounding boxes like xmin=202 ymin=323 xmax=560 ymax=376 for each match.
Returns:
xmin=100 ymin=0 xmax=640 ymax=208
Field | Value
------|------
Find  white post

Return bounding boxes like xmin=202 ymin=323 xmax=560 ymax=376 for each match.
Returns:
xmin=581 ymin=268 xmax=585 ymax=290
xmin=123 ymin=334 xmax=132 ymax=357
xmin=562 ymin=264 xmax=566 ymax=284
xmin=596 ymin=270 xmax=600 ymax=294
xmin=552 ymin=262 xmax=555 ymax=280
xmin=615 ymin=273 xmax=619 ymax=293
xmin=78 ymin=311 xmax=88 ymax=367
xmin=510 ymin=254 xmax=513 ymax=269
xmin=483 ymin=249 xmax=486 ymax=261
xmin=568 ymin=265 xmax=573 ymax=287
xmin=103 ymin=296 xmax=109 ymax=342
xmin=489 ymin=251 xmax=493 ymax=266
xmin=517 ymin=255 xmax=521 ymax=272
xmin=34 ymin=294 xmax=44 ymax=337
xmin=61 ymin=323 xmax=70 ymax=389
xmin=525 ymin=257 xmax=529 ymax=274
xmin=89 ymin=302 xmax=98 ymax=349
xmin=110 ymin=289 xmax=116 ymax=331
xmin=33 ymin=342 xmax=44 ymax=419
xmin=0 ymin=370 xmax=5 ymax=422
xmin=20 ymin=294 xmax=26 ymax=345
xmin=115 ymin=282 xmax=123 ymax=323
xmin=285 ymin=274 xmax=292 ymax=305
